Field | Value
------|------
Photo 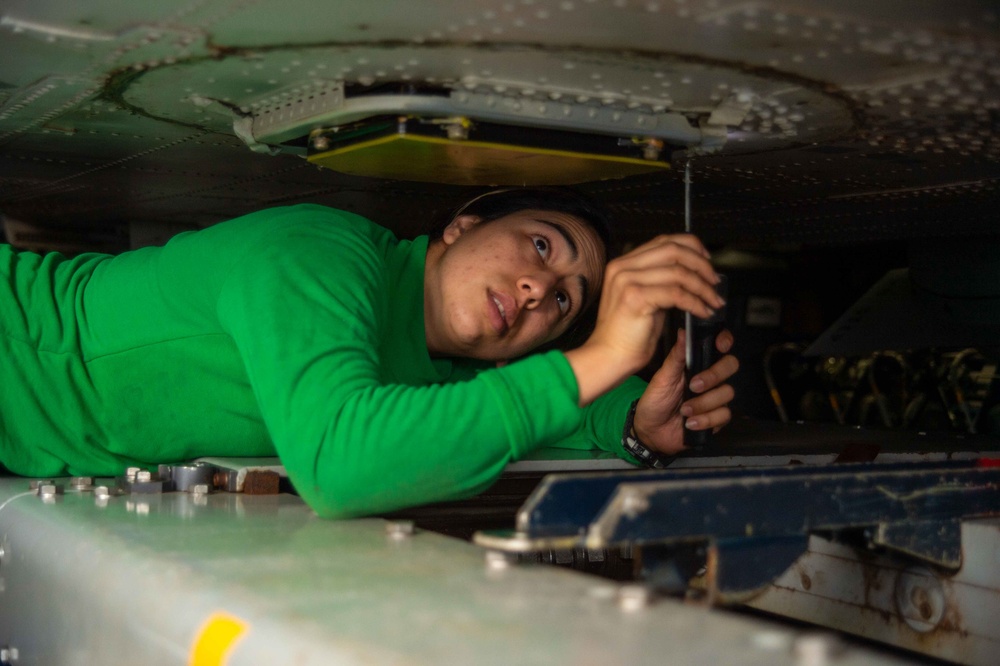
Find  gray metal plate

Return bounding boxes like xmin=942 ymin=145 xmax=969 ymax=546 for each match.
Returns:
xmin=0 ymin=476 xmax=919 ymax=665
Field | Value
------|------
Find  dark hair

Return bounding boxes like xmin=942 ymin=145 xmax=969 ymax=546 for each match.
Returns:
xmin=438 ymin=187 xmax=616 ymax=353
xmin=442 ymin=187 xmax=614 ymax=254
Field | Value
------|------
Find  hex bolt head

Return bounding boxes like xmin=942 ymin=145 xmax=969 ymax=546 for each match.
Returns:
xmin=94 ymin=486 xmax=111 ymax=499
xmin=485 ymin=550 xmax=513 ymax=571
xmin=385 ymin=520 xmax=415 ymax=540
xmin=446 ymin=123 xmax=469 ymax=140
xmin=0 ymin=646 xmax=19 ymax=663
xmin=894 ymin=566 xmax=945 ymax=632
xmin=38 ymin=484 xmax=58 ymax=499
xmin=126 ymin=467 xmax=141 ymax=482
xmin=191 ymin=484 xmax=210 ymax=495
xmin=312 ymin=135 xmax=330 ymax=151
xmin=135 ymin=470 xmax=152 ymax=483
xmin=69 ymin=476 xmax=94 ymax=491
xmin=620 ymin=491 xmax=650 ymax=519
xmin=792 ymin=632 xmax=842 ymax=666
xmin=618 ymin=583 xmax=651 ymax=612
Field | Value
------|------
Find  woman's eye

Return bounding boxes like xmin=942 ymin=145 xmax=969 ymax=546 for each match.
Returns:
xmin=534 ymin=237 xmax=549 ymax=258
xmin=555 ymin=290 xmax=570 ymax=314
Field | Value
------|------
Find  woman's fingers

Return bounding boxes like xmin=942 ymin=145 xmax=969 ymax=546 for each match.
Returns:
xmin=608 ymin=234 xmax=719 ymax=287
xmin=715 ymin=329 xmax=735 ymax=354
xmin=603 ymin=264 xmax=726 ymax=318
xmin=683 ymin=404 xmax=732 ymax=432
xmin=627 ymin=233 xmax=712 ymax=261
xmin=688 ymin=354 xmax=740 ymax=393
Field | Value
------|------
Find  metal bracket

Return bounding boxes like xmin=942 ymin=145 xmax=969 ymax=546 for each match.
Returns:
xmin=245 ymin=82 xmax=709 ymax=152
xmin=474 ymin=461 xmax=1000 ymax=601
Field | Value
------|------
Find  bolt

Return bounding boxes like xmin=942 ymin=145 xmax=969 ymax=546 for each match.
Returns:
xmin=69 ymin=476 xmax=94 ymax=491
xmin=793 ymin=632 xmax=841 ymax=666
xmin=135 ymin=470 xmax=152 ymax=483
xmin=38 ymin=484 xmax=58 ymax=499
xmin=618 ymin=583 xmax=651 ymax=612
xmin=895 ymin=566 xmax=945 ymax=632
xmin=126 ymin=467 xmax=140 ymax=482
xmin=485 ymin=550 xmax=513 ymax=571
xmin=446 ymin=123 xmax=469 ymax=140
xmin=94 ymin=486 xmax=110 ymax=499
xmin=28 ymin=479 xmax=54 ymax=492
xmin=620 ymin=491 xmax=649 ymax=518
xmin=191 ymin=483 xmax=210 ymax=495
xmin=312 ymin=135 xmax=330 ymax=151
xmin=0 ymin=646 xmax=18 ymax=663
xmin=385 ymin=520 xmax=415 ymax=540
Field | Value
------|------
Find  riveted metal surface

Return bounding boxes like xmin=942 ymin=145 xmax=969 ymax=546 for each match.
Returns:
xmin=0 ymin=476 xmax=918 ymax=665
xmin=0 ymin=0 xmax=997 ymax=246
xmin=748 ymin=521 xmax=1000 ymax=666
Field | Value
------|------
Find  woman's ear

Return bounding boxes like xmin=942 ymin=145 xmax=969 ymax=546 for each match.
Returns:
xmin=441 ymin=214 xmax=481 ymax=245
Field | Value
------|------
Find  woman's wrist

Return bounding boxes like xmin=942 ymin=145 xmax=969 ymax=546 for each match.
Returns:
xmin=622 ymin=399 xmax=677 ymax=469
xmin=563 ymin=343 xmax=633 ymax=407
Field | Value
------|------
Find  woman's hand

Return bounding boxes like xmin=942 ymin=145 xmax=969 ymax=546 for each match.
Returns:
xmin=564 ymin=234 xmax=726 ymax=406
xmin=633 ymin=328 xmax=739 ymax=455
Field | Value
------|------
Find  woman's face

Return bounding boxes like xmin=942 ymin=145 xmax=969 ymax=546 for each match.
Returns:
xmin=424 ymin=208 xmax=606 ymax=361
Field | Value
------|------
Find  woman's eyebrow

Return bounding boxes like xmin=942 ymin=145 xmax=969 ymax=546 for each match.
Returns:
xmin=535 ymin=219 xmax=578 ymax=261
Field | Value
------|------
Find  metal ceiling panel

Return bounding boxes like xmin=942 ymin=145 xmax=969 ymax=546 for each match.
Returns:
xmin=0 ymin=0 xmax=997 ymax=247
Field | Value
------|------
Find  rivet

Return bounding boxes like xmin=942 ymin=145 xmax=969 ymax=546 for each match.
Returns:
xmin=485 ymin=550 xmax=512 ymax=570
xmin=618 ymin=584 xmax=650 ymax=612
xmin=386 ymin=520 xmax=415 ymax=540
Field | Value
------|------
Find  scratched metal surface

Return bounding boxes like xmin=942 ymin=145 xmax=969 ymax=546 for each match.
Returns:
xmin=0 ymin=476 xmax=919 ymax=665
xmin=0 ymin=0 xmax=998 ymax=249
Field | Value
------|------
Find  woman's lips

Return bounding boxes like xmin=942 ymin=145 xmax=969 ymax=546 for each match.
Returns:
xmin=488 ymin=290 xmax=514 ymax=335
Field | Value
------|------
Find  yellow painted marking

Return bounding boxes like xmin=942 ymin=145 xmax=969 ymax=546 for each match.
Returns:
xmin=190 ymin=613 xmax=249 ymax=666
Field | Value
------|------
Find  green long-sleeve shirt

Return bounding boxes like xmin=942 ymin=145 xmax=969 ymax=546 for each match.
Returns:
xmin=0 ymin=204 xmax=643 ymax=517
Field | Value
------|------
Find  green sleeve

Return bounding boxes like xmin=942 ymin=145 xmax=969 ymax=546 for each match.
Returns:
xmin=215 ymin=221 xmax=584 ymax=518
xmin=548 ymin=375 xmax=647 ymax=463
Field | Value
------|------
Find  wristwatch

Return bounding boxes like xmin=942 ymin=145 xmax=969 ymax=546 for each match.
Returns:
xmin=621 ymin=399 xmax=677 ymax=469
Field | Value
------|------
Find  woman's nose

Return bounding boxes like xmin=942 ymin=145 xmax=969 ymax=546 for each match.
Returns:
xmin=518 ymin=273 xmax=556 ymax=309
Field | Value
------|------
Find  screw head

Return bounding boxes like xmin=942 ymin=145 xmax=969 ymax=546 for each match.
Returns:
xmin=69 ymin=476 xmax=94 ymax=491
xmin=485 ymin=550 xmax=513 ymax=571
xmin=28 ymin=479 xmax=54 ymax=491
xmin=894 ymin=566 xmax=945 ymax=632
xmin=385 ymin=520 xmax=415 ymax=539
xmin=620 ymin=491 xmax=649 ymax=518
xmin=618 ymin=583 xmax=651 ymax=612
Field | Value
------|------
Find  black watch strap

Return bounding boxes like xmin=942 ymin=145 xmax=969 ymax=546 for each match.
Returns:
xmin=621 ymin=399 xmax=677 ymax=469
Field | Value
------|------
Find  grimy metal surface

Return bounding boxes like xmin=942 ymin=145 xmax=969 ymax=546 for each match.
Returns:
xmin=0 ymin=477 xmax=915 ymax=666
xmin=1 ymin=1 xmax=998 ymax=247
xmin=748 ymin=521 xmax=1000 ymax=666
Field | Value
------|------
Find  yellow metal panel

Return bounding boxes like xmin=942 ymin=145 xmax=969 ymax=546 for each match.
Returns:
xmin=307 ymin=134 xmax=669 ymax=186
